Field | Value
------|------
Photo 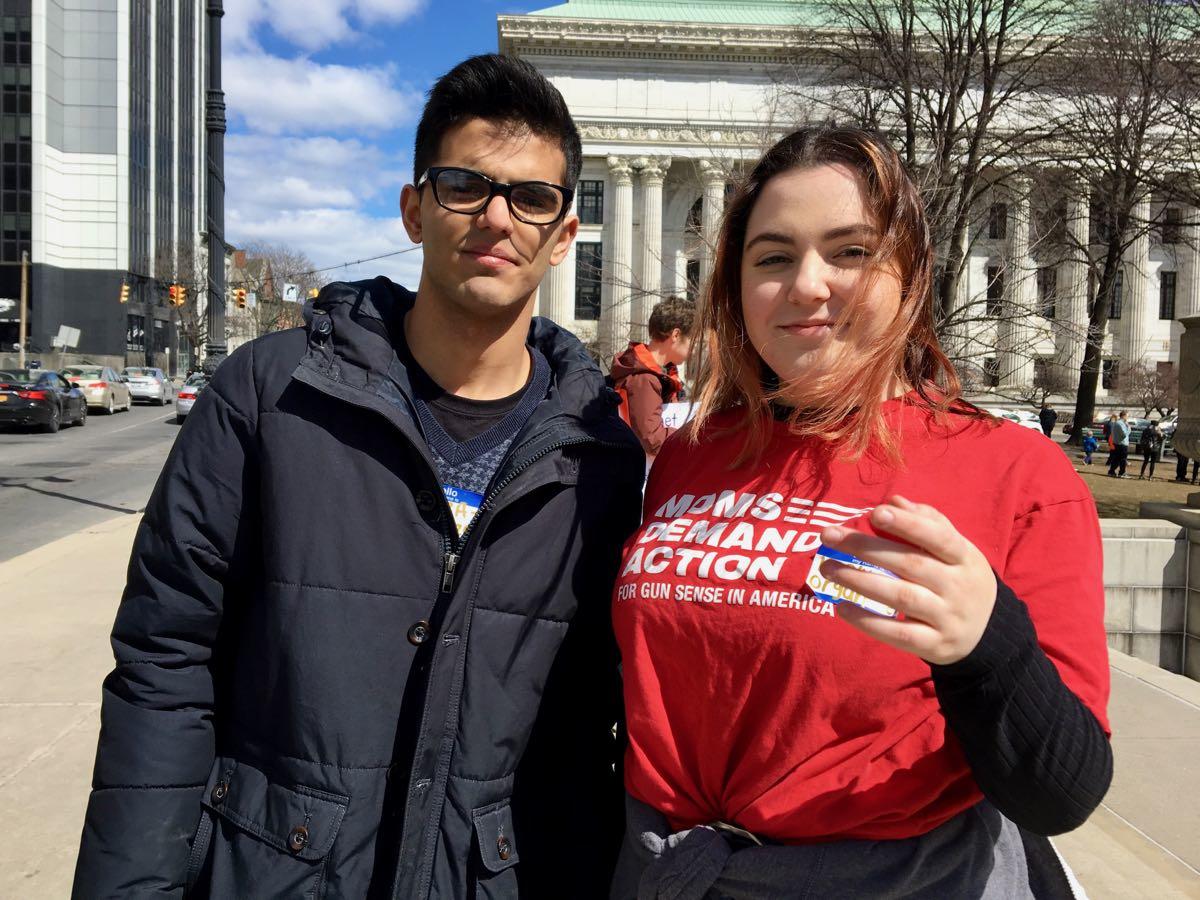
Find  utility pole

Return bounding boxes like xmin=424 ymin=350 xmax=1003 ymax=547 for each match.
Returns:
xmin=17 ymin=249 xmax=28 ymax=369
xmin=203 ymin=0 xmax=227 ymax=372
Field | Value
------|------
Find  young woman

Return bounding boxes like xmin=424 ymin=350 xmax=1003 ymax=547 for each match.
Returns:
xmin=610 ymin=127 xmax=1111 ymax=898
xmin=1137 ymin=420 xmax=1163 ymax=480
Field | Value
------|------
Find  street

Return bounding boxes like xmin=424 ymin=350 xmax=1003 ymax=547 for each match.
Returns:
xmin=0 ymin=402 xmax=180 ymax=563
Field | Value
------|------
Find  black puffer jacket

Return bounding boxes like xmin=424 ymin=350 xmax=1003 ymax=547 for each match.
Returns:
xmin=72 ymin=278 xmax=645 ymax=899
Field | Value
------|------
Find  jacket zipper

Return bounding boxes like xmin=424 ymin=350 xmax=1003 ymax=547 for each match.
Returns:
xmin=438 ymin=434 xmax=633 ymax=595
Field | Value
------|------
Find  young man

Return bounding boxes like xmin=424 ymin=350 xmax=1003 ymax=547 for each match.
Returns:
xmin=609 ymin=296 xmax=694 ymax=459
xmin=73 ymin=55 xmax=644 ymax=899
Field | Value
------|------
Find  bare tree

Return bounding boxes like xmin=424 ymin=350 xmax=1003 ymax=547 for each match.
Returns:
xmin=1050 ymin=0 xmax=1200 ymax=443
xmin=804 ymin=0 xmax=1076 ymax=327
xmin=1116 ymin=360 xmax=1179 ymax=418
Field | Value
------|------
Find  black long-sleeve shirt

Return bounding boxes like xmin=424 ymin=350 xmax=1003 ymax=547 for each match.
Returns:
xmin=931 ymin=579 xmax=1113 ymax=835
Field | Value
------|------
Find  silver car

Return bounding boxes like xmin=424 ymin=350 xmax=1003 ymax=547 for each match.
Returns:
xmin=175 ymin=373 xmax=209 ymax=424
xmin=62 ymin=365 xmax=132 ymax=414
xmin=122 ymin=366 xmax=173 ymax=405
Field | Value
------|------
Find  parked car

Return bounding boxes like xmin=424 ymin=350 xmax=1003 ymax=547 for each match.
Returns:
xmin=0 ymin=369 xmax=87 ymax=432
xmin=175 ymin=373 xmax=209 ymax=424
xmin=991 ymin=408 xmax=1045 ymax=433
xmin=61 ymin=365 xmax=132 ymax=414
xmin=122 ymin=366 xmax=172 ymax=405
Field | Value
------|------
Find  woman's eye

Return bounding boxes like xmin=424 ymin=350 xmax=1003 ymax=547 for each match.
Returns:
xmin=754 ymin=254 xmax=790 ymax=267
xmin=839 ymin=246 xmax=872 ymax=259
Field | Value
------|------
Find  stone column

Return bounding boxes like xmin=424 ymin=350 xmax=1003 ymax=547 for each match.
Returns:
xmin=1121 ymin=194 xmax=1152 ymax=369
xmin=635 ymin=157 xmax=670 ymax=340
xmin=541 ymin=240 xmax=577 ymax=326
xmin=1056 ymin=192 xmax=1090 ymax=381
xmin=1181 ymin=205 xmax=1200 ymax=320
xmin=999 ymin=177 xmax=1035 ymax=389
xmin=699 ymin=160 xmax=725 ymax=284
xmin=604 ymin=156 xmax=634 ymax=355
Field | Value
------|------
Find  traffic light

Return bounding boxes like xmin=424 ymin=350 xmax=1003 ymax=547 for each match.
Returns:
xmin=119 ymin=282 xmax=130 ymax=304
xmin=168 ymin=284 xmax=178 ymax=306
xmin=176 ymin=284 xmax=187 ymax=307
xmin=235 ymin=288 xmax=247 ymax=309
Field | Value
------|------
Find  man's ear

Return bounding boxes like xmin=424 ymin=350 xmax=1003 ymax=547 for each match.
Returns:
xmin=548 ymin=213 xmax=579 ymax=266
xmin=400 ymin=184 xmax=424 ymax=244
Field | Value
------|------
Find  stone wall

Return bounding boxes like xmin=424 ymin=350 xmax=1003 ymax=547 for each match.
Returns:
xmin=1101 ymin=520 xmax=1188 ymax=674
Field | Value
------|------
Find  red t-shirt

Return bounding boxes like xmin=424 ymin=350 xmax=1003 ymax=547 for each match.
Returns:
xmin=613 ymin=398 xmax=1110 ymax=842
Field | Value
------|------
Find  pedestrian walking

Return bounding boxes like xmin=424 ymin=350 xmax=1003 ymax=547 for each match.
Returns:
xmin=1082 ymin=428 xmax=1098 ymax=465
xmin=73 ymin=54 xmax=644 ymax=899
xmin=1138 ymin=420 xmax=1163 ymax=479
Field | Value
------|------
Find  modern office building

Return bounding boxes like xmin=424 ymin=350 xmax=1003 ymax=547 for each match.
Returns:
xmin=0 ymin=0 xmax=206 ymax=369
xmin=500 ymin=0 xmax=1200 ymax=400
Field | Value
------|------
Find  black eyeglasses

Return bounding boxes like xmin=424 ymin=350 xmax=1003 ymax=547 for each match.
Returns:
xmin=417 ymin=166 xmax=574 ymax=225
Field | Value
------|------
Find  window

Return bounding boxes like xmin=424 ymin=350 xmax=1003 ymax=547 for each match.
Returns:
xmin=1108 ymin=270 xmax=1124 ymax=319
xmin=1160 ymin=271 xmax=1177 ymax=320
xmin=1037 ymin=267 xmax=1057 ymax=319
xmin=686 ymin=259 xmax=701 ymax=303
xmin=153 ymin=318 xmax=167 ymax=352
xmin=576 ymin=180 xmax=603 ymax=225
xmin=574 ymin=242 xmax=602 ymax=321
xmin=983 ymin=357 xmax=1000 ymax=388
xmin=988 ymin=203 xmax=1008 ymax=240
xmin=1033 ymin=357 xmax=1050 ymax=388
xmin=986 ymin=265 xmax=1004 ymax=316
xmin=1162 ymin=207 xmax=1182 ymax=245
xmin=1102 ymin=359 xmax=1119 ymax=390
xmin=126 ymin=315 xmax=146 ymax=352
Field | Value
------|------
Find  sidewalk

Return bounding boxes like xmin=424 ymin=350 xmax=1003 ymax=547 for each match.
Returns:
xmin=1 ymin=515 xmax=1198 ymax=897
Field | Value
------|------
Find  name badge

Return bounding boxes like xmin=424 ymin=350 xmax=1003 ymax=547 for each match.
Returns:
xmin=806 ymin=544 xmax=899 ymax=618
xmin=443 ymin=484 xmax=483 ymax=536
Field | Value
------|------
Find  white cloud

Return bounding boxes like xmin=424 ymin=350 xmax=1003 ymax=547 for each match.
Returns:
xmin=224 ymin=0 xmax=426 ymax=53
xmin=226 ymin=134 xmax=408 ymax=219
xmin=225 ymin=53 xmax=421 ymax=135
xmin=228 ymin=206 xmax=424 ymax=289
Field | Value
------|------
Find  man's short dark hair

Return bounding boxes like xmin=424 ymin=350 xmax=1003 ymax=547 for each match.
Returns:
xmin=648 ymin=296 xmax=696 ymax=342
xmin=413 ymin=54 xmax=582 ymax=189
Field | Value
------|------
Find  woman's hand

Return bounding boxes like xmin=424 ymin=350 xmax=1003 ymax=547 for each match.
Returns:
xmin=819 ymin=495 xmax=996 ymax=665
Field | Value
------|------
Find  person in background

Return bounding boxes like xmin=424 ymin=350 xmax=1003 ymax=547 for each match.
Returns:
xmin=1174 ymin=445 xmax=1200 ymax=483
xmin=610 ymin=125 xmax=1110 ymax=898
xmin=1108 ymin=410 xmax=1131 ymax=477
xmin=1137 ymin=419 xmax=1163 ymax=480
xmin=1038 ymin=402 xmax=1057 ymax=437
xmin=1082 ymin=428 xmax=1098 ymax=465
xmin=609 ymin=296 xmax=695 ymax=459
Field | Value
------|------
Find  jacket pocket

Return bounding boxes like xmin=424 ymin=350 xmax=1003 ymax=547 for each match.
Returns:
xmin=471 ymin=799 xmax=520 ymax=900
xmin=198 ymin=757 xmax=349 ymax=900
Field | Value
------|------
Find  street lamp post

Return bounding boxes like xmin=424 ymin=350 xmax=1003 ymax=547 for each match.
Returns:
xmin=203 ymin=0 xmax=227 ymax=372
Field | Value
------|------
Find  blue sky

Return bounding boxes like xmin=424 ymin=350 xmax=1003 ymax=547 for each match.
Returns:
xmin=222 ymin=0 xmax=548 ymax=288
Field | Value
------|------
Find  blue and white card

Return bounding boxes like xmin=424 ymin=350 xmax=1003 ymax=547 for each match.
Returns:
xmin=443 ymin=484 xmax=483 ymax=536
xmin=806 ymin=544 xmax=900 ymax=618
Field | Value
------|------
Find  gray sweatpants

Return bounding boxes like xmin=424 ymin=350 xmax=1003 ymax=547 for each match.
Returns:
xmin=611 ymin=793 xmax=1033 ymax=900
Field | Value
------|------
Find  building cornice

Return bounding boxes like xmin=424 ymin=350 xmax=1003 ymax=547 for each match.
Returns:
xmin=577 ymin=120 xmax=784 ymax=151
xmin=497 ymin=15 xmax=810 ymax=63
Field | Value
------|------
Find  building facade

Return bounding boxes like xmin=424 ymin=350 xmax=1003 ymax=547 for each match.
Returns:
xmin=2 ymin=0 xmax=206 ymax=369
xmin=500 ymin=0 xmax=1200 ymax=400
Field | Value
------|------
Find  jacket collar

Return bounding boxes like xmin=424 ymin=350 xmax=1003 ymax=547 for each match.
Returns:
xmin=296 ymin=277 xmax=634 ymax=445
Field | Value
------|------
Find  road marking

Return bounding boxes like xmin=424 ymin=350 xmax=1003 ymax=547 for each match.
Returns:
xmin=105 ymin=412 xmax=175 ymax=436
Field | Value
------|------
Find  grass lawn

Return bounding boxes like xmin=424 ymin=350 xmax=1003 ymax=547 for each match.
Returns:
xmin=1065 ymin=446 xmax=1197 ymax=518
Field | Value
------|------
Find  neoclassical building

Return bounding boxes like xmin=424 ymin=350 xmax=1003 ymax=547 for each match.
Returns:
xmin=499 ymin=0 xmax=1200 ymax=398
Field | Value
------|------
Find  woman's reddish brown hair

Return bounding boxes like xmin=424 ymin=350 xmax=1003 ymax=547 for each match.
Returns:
xmin=689 ymin=125 xmax=980 ymax=465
